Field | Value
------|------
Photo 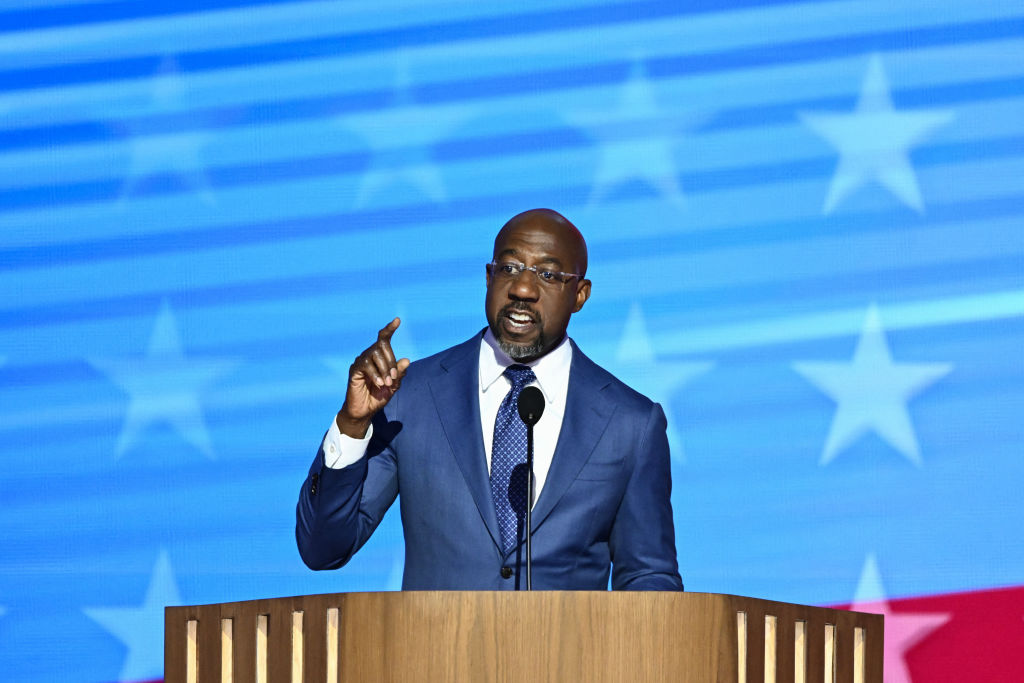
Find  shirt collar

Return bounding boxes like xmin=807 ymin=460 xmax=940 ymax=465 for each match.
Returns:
xmin=479 ymin=328 xmax=572 ymax=405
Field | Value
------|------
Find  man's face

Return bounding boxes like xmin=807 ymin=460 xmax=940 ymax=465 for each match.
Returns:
xmin=485 ymin=216 xmax=591 ymax=362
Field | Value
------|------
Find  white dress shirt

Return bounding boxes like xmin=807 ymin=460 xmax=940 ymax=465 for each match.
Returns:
xmin=321 ymin=330 xmax=572 ymax=503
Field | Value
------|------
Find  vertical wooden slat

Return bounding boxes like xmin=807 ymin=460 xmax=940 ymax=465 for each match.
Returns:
xmin=197 ymin=606 xmax=222 ymax=683
xmin=186 ymin=619 xmax=198 ymax=683
xmin=256 ymin=614 xmax=269 ymax=683
xmin=765 ymin=615 xmax=778 ymax=683
xmin=864 ymin=614 xmax=884 ymax=683
xmin=774 ymin=615 xmax=795 ymax=683
xmin=737 ymin=611 xmax=748 ymax=683
xmin=165 ymin=610 xmax=187 ymax=683
xmin=231 ymin=606 xmax=256 ymax=683
xmin=853 ymin=627 xmax=866 ymax=683
xmin=299 ymin=602 xmax=326 ymax=683
xmin=268 ymin=603 xmax=295 ymax=682
xmin=805 ymin=616 xmax=824 ymax=683
xmin=824 ymin=624 xmax=836 ymax=683
xmin=326 ymin=607 xmax=340 ymax=683
xmin=834 ymin=617 xmax=854 ymax=683
xmin=794 ymin=620 xmax=807 ymax=683
xmin=746 ymin=605 xmax=766 ymax=683
xmin=291 ymin=611 xmax=304 ymax=683
xmin=221 ymin=618 xmax=233 ymax=683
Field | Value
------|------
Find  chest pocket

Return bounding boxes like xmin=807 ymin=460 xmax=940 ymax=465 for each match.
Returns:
xmin=575 ymin=459 xmax=624 ymax=481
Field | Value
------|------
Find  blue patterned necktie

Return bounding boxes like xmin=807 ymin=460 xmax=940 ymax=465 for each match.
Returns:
xmin=490 ymin=364 xmax=537 ymax=553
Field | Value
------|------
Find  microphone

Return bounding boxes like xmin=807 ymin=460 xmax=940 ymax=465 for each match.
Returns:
xmin=516 ymin=386 xmax=544 ymax=590
xmin=517 ymin=386 xmax=544 ymax=425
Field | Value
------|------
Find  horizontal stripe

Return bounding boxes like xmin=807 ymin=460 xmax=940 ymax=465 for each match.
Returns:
xmin=1 ymin=198 xmax=1022 ymax=342
xmin=1 ymin=41 xmax=1021 ymax=159
xmin=1 ymin=7 xmax=1021 ymax=99
xmin=2 ymin=124 xmax=1023 ymax=265
xmin=0 ymin=0 xmax=775 ymax=89
xmin=0 ymin=0 xmax=305 ymax=34
xmin=5 ymin=9 xmax=1023 ymax=132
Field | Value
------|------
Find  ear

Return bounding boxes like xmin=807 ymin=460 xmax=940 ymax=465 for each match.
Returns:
xmin=572 ymin=279 xmax=591 ymax=313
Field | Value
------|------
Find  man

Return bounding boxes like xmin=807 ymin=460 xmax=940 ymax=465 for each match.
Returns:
xmin=296 ymin=209 xmax=682 ymax=591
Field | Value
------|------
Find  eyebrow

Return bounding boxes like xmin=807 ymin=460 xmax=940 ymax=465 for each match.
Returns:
xmin=496 ymin=248 xmax=563 ymax=268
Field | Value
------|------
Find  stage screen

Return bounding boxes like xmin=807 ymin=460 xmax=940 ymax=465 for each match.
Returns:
xmin=1 ymin=1 xmax=1022 ymax=680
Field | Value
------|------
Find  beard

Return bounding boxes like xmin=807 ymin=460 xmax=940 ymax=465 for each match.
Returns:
xmin=499 ymin=336 xmax=545 ymax=361
xmin=495 ymin=302 xmax=546 ymax=361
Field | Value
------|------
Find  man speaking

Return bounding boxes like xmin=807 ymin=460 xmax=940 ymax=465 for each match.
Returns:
xmin=296 ymin=209 xmax=683 ymax=591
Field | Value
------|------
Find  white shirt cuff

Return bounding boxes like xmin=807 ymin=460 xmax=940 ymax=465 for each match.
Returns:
xmin=322 ymin=416 xmax=373 ymax=469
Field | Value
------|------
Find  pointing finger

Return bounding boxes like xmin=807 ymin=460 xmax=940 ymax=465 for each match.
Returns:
xmin=377 ymin=317 xmax=401 ymax=343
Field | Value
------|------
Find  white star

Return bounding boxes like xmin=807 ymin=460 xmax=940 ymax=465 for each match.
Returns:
xmin=851 ymin=553 xmax=950 ymax=683
xmin=340 ymin=53 xmax=470 ymax=207
xmin=89 ymin=300 xmax=239 ymax=459
xmin=84 ymin=549 xmax=183 ymax=683
xmin=610 ymin=303 xmax=713 ymax=463
xmin=793 ymin=304 xmax=951 ymax=466
xmin=800 ymin=54 xmax=954 ymax=214
xmin=119 ymin=56 xmax=214 ymax=205
xmin=570 ymin=60 xmax=704 ymax=208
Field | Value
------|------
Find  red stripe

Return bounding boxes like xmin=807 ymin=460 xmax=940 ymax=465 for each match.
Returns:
xmin=835 ymin=584 xmax=1024 ymax=681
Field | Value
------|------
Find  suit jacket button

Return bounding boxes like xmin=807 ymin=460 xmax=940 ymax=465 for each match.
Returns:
xmin=310 ymin=473 xmax=319 ymax=495
xmin=500 ymin=566 xmax=513 ymax=579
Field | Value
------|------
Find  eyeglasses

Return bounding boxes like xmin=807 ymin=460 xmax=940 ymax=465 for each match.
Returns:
xmin=487 ymin=260 xmax=582 ymax=289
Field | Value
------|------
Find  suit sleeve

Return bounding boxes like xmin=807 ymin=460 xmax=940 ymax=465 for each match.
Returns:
xmin=295 ymin=408 xmax=400 ymax=571
xmin=608 ymin=402 xmax=684 ymax=591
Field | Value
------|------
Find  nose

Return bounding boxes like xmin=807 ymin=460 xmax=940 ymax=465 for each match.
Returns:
xmin=507 ymin=268 xmax=541 ymax=301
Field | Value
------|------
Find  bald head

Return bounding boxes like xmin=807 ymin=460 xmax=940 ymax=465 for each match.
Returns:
xmin=494 ymin=208 xmax=588 ymax=278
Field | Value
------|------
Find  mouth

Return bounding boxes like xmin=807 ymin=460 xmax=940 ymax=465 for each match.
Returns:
xmin=500 ymin=307 xmax=538 ymax=336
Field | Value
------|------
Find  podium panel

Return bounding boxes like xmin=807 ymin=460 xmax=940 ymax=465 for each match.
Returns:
xmin=166 ymin=591 xmax=882 ymax=683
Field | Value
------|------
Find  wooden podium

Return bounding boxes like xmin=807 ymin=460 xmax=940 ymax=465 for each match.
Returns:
xmin=165 ymin=591 xmax=882 ymax=682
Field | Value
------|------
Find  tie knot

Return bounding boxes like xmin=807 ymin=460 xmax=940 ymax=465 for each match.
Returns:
xmin=504 ymin=364 xmax=536 ymax=391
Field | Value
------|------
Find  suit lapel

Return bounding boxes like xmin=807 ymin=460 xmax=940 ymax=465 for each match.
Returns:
xmin=428 ymin=335 xmax=503 ymax=550
xmin=530 ymin=343 xmax=614 ymax=531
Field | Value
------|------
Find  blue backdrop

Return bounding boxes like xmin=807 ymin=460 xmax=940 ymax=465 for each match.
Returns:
xmin=2 ymin=1 xmax=1023 ymax=681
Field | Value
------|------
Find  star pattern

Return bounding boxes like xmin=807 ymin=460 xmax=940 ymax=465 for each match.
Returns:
xmin=340 ymin=53 xmax=471 ymax=207
xmin=610 ymin=303 xmax=713 ymax=463
xmin=118 ymin=56 xmax=215 ymax=205
xmin=800 ymin=54 xmax=954 ymax=214
xmin=3 ymin=7 xmax=1023 ymax=682
xmin=851 ymin=553 xmax=951 ymax=683
xmin=793 ymin=304 xmax=951 ymax=466
xmin=83 ymin=549 xmax=183 ymax=683
xmin=89 ymin=300 xmax=239 ymax=459
xmin=569 ymin=60 xmax=705 ymax=208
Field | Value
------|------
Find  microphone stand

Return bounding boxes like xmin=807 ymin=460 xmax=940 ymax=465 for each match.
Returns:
xmin=516 ymin=385 xmax=544 ymax=591
xmin=525 ymin=420 xmax=534 ymax=591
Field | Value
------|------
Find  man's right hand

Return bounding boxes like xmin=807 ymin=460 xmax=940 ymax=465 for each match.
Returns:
xmin=336 ymin=317 xmax=411 ymax=438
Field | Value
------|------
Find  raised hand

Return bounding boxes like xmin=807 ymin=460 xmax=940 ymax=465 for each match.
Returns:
xmin=335 ymin=317 xmax=411 ymax=438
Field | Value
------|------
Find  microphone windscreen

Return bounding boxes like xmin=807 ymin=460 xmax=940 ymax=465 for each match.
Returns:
xmin=517 ymin=385 xmax=545 ymax=425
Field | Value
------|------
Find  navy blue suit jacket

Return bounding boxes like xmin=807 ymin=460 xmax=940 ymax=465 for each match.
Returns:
xmin=296 ymin=333 xmax=682 ymax=591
